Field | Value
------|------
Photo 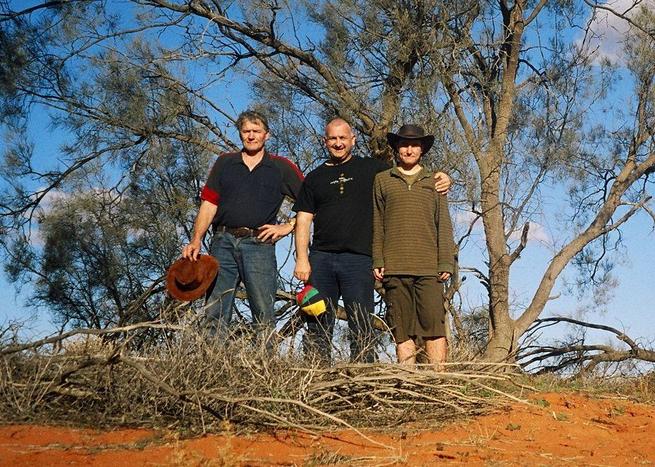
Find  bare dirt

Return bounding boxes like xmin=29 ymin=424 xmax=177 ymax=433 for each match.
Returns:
xmin=1 ymin=391 xmax=654 ymax=466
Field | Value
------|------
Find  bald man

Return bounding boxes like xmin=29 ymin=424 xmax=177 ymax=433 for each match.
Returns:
xmin=293 ymin=118 xmax=450 ymax=363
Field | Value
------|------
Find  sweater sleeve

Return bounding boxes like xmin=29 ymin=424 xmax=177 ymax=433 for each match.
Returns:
xmin=372 ymin=173 xmax=386 ymax=269
xmin=436 ymin=193 xmax=456 ymax=274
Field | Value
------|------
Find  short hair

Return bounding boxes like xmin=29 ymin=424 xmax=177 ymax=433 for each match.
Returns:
xmin=236 ymin=110 xmax=269 ymax=132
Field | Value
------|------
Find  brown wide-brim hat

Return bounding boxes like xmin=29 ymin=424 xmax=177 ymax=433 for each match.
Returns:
xmin=166 ymin=255 xmax=219 ymax=301
xmin=386 ymin=124 xmax=435 ymax=154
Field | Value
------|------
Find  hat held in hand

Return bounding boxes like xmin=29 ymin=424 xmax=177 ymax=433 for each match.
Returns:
xmin=166 ymin=255 xmax=219 ymax=301
xmin=297 ymin=284 xmax=327 ymax=317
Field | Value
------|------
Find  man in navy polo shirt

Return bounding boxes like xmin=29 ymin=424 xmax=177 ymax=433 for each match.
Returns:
xmin=183 ymin=110 xmax=303 ymax=336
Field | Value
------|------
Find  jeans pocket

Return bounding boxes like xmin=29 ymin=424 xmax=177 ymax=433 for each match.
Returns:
xmin=209 ymin=230 xmax=225 ymax=250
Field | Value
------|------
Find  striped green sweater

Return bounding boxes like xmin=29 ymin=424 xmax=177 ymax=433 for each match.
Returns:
xmin=372 ymin=167 xmax=456 ymax=276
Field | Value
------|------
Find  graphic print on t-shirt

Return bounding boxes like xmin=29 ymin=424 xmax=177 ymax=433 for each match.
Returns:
xmin=329 ymin=173 xmax=354 ymax=195
xmin=292 ymin=156 xmax=390 ymax=255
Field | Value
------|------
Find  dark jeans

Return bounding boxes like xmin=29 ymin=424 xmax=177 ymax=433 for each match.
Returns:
xmin=205 ymin=231 xmax=277 ymax=338
xmin=303 ymin=250 xmax=376 ymax=363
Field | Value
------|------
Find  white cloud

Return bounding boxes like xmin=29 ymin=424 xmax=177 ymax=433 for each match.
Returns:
xmin=36 ymin=188 xmax=71 ymax=212
xmin=454 ymin=208 xmax=552 ymax=246
xmin=452 ymin=209 xmax=480 ymax=227
xmin=21 ymin=189 xmax=72 ymax=248
xmin=27 ymin=187 xmax=121 ymax=248
xmin=581 ymin=0 xmax=654 ymax=63
xmin=508 ymin=221 xmax=552 ymax=245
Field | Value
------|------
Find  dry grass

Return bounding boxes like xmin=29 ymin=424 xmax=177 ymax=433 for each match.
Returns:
xmin=516 ymin=371 xmax=655 ymax=404
xmin=0 ymin=322 xmax=526 ymax=438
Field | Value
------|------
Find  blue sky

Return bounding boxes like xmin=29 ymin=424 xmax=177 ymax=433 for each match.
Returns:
xmin=457 ymin=208 xmax=655 ymax=344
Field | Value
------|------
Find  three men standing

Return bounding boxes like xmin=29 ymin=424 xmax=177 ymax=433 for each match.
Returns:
xmin=182 ymin=112 xmax=454 ymax=366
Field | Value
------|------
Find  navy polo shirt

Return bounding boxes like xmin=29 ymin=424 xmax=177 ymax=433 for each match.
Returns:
xmin=200 ymin=152 xmax=303 ymax=229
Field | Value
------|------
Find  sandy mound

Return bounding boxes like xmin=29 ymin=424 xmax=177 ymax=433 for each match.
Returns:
xmin=1 ymin=391 xmax=653 ymax=466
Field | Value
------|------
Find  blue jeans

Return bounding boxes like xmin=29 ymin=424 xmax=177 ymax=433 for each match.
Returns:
xmin=205 ymin=231 xmax=277 ymax=335
xmin=303 ymin=250 xmax=376 ymax=363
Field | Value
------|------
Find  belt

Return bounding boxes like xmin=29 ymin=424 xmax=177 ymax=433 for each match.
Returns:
xmin=215 ymin=225 xmax=260 ymax=238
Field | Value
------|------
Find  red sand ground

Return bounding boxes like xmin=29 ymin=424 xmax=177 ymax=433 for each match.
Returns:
xmin=1 ymin=392 xmax=653 ymax=466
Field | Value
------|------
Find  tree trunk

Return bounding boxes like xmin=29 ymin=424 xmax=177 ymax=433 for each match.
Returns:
xmin=477 ymin=149 xmax=516 ymax=362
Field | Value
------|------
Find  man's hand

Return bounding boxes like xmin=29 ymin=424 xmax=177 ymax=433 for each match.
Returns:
xmin=182 ymin=240 xmax=202 ymax=261
xmin=294 ymin=257 xmax=312 ymax=283
xmin=439 ymin=272 xmax=451 ymax=281
xmin=434 ymin=172 xmax=452 ymax=195
xmin=182 ymin=200 xmax=217 ymax=261
xmin=373 ymin=267 xmax=385 ymax=281
xmin=257 ymin=223 xmax=294 ymax=243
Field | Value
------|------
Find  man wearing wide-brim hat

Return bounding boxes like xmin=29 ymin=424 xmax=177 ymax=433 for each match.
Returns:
xmin=291 ymin=118 xmax=452 ymax=364
xmin=385 ymin=124 xmax=435 ymax=154
xmin=373 ymin=124 xmax=456 ymax=368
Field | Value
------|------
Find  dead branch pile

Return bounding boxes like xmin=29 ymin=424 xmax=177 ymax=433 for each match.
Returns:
xmin=0 ymin=323 xmax=523 ymax=435
xmin=519 ymin=317 xmax=655 ymax=376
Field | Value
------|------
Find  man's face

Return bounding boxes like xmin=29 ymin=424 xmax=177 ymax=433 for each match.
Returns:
xmin=239 ymin=119 xmax=270 ymax=154
xmin=397 ymin=139 xmax=423 ymax=167
xmin=324 ymin=121 xmax=356 ymax=161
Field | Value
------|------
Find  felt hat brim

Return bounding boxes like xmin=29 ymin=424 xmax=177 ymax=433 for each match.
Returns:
xmin=387 ymin=124 xmax=435 ymax=154
xmin=166 ymin=255 xmax=219 ymax=301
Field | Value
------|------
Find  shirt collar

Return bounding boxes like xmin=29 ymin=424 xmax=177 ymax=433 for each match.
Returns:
xmin=390 ymin=166 xmax=428 ymax=179
xmin=234 ymin=151 xmax=274 ymax=168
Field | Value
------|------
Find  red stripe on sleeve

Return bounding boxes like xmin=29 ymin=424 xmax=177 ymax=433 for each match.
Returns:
xmin=270 ymin=154 xmax=304 ymax=181
xmin=200 ymin=185 xmax=220 ymax=206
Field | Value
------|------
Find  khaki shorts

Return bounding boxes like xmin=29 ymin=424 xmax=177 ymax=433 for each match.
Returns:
xmin=383 ymin=275 xmax=446 ymax=343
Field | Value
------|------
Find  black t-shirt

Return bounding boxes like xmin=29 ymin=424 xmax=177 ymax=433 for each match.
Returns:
xmin=293 ymin=156 xmax=389 ymax=256
xmin=201 ymin=152 xmax=304 ymax=228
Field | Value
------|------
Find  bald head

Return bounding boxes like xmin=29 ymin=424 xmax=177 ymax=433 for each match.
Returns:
xmin=324 ymin=118 xmax=356 ymax=162
xmin=325 ymin=118 xmax=353 ymax=137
